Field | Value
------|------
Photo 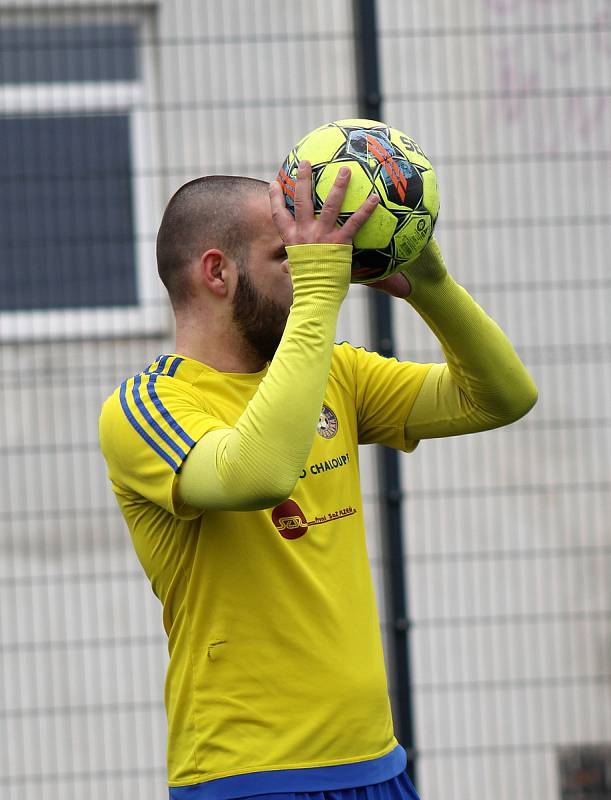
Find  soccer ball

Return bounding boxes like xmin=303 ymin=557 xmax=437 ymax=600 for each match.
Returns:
xmin=277 ymin=118 xmax=440 ymax=283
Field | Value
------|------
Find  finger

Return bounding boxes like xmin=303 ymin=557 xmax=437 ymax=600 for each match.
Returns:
xmin=338 ymin=193 xmax=379 ymax=241
xmin=318 ymin=166 xmax=352 ymax=230
xmin=293 ymin=160 xmax=313 ymax=224
xmin=269 ymin=180 xmax=295 ymax=241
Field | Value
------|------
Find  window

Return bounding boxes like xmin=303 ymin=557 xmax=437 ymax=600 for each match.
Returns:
xmin=559 ymin=745 xmax=611 ymax=799
xmin=0 ymin=13 xmax=163 ymax=339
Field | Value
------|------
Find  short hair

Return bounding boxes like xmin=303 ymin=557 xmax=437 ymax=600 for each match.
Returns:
xmin=156 ymin=175 xmax=268 ymax=309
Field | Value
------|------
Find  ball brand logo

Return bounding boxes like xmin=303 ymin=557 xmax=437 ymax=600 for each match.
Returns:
xmin=346 ymin=128 xmax=416 ymax=206
xmin=272 ymin=499 xmax=308 ymax=540
xmin=365 ymin=132 xmax=412 ymax=205
xmin=317 ymin=405 xmax=338 ymax=439
xmin=271 ymin=498 xmax=357 ymax=540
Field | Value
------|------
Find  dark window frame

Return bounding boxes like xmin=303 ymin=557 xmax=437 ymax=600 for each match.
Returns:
xmin=0 ymin=112 xmax=139 ymax=312
xmin=0 ymin=13 xmax=163 ymax=341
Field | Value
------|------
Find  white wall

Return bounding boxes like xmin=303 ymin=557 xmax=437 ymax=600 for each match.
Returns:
xmin=378 ymin=1 xmax=611 ymax=798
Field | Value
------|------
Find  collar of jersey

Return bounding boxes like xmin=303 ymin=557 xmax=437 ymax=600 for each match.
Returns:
xmin=168 ymin=353 xmax=269 ymax=385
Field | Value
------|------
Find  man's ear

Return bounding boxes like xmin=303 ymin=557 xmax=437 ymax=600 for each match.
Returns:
xmin=199 ymin=249 xmax=233 ymax=298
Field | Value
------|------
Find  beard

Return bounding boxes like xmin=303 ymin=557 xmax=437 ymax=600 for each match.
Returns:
xmin=231 ymin=267 xmax=290 ymax=364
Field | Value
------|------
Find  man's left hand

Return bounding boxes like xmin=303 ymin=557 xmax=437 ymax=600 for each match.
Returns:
xmin=366 ymin=271 xmax=411 ymax=298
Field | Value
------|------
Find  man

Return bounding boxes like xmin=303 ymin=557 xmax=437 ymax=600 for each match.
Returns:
xmin=99 ymin=161 xmax=537 ymax=800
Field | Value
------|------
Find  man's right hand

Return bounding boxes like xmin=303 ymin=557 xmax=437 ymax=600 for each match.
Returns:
xmin=269 ymin=160 xmax=379 ymax=248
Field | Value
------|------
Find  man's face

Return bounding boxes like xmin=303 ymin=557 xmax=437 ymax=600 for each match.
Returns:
xmin=231 ymin=193 xmax=293 ymax=363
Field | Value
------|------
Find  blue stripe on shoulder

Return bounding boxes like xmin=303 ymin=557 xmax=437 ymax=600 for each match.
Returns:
xmin=167 ymin=356 xmax=184 ymax=376
xmin=132 ymin=376 xmax=188 ymax=460
xmin=147 ymin=373 xmax=196 ymax=448
xmin=119 ymin=380 xmax=180 ymax=472
xmin=144 ymin=354 xmax=171 ymax=375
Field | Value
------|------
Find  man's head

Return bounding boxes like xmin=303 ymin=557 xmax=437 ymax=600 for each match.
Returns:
xmin=156 ymin=176 xmax=292 ymax=364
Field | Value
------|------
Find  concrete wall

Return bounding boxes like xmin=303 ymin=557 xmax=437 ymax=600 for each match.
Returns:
xmin=378 ymin=1 xmax=611 ymax=798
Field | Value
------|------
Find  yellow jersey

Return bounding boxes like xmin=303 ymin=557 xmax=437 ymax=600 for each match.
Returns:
xmin=99 ymin=344 xmax=431 ymax=796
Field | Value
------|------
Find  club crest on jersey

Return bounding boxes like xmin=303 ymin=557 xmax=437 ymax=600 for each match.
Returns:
xmin=317 ymin=404 xmax=338 ymax=439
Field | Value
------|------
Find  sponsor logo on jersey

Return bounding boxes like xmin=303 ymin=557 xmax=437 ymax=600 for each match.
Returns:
xmin=272 ymin=498 xmax=357 ymax=540
xmin=309 ymin=452 xmax=350 ymax=475
xmin=298 ymin=451 xmax=350 ymax=480
xmin=317 ymin=404 xmax=338 ymax=439
xmin=272 ymin=499 xmax=309 ymax=539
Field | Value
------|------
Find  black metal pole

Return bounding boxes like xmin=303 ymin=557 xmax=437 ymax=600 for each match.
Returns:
xmin=351 ymin=0 xmax=418 ymax=787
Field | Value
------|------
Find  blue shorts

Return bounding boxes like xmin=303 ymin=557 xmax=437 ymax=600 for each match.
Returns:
xmin=169 ymin=747 xmax=417 ymax=800
xmin=235 ymin=771 xmax=420 ymax=800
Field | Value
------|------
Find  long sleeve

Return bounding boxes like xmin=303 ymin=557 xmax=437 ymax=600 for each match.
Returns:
xmin=403 ymin=239 xmax=538 ymax=440
xmin=178 ymin=243 xmax=352 ymax=510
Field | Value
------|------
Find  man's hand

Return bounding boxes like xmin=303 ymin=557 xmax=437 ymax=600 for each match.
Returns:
xmin=367 ymin=272 xmax=412 ymax=299
xmin=269 ymin=160 xmax=379 ymax=246
xmin=366 ymin=238 xmax=448 ymax=298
